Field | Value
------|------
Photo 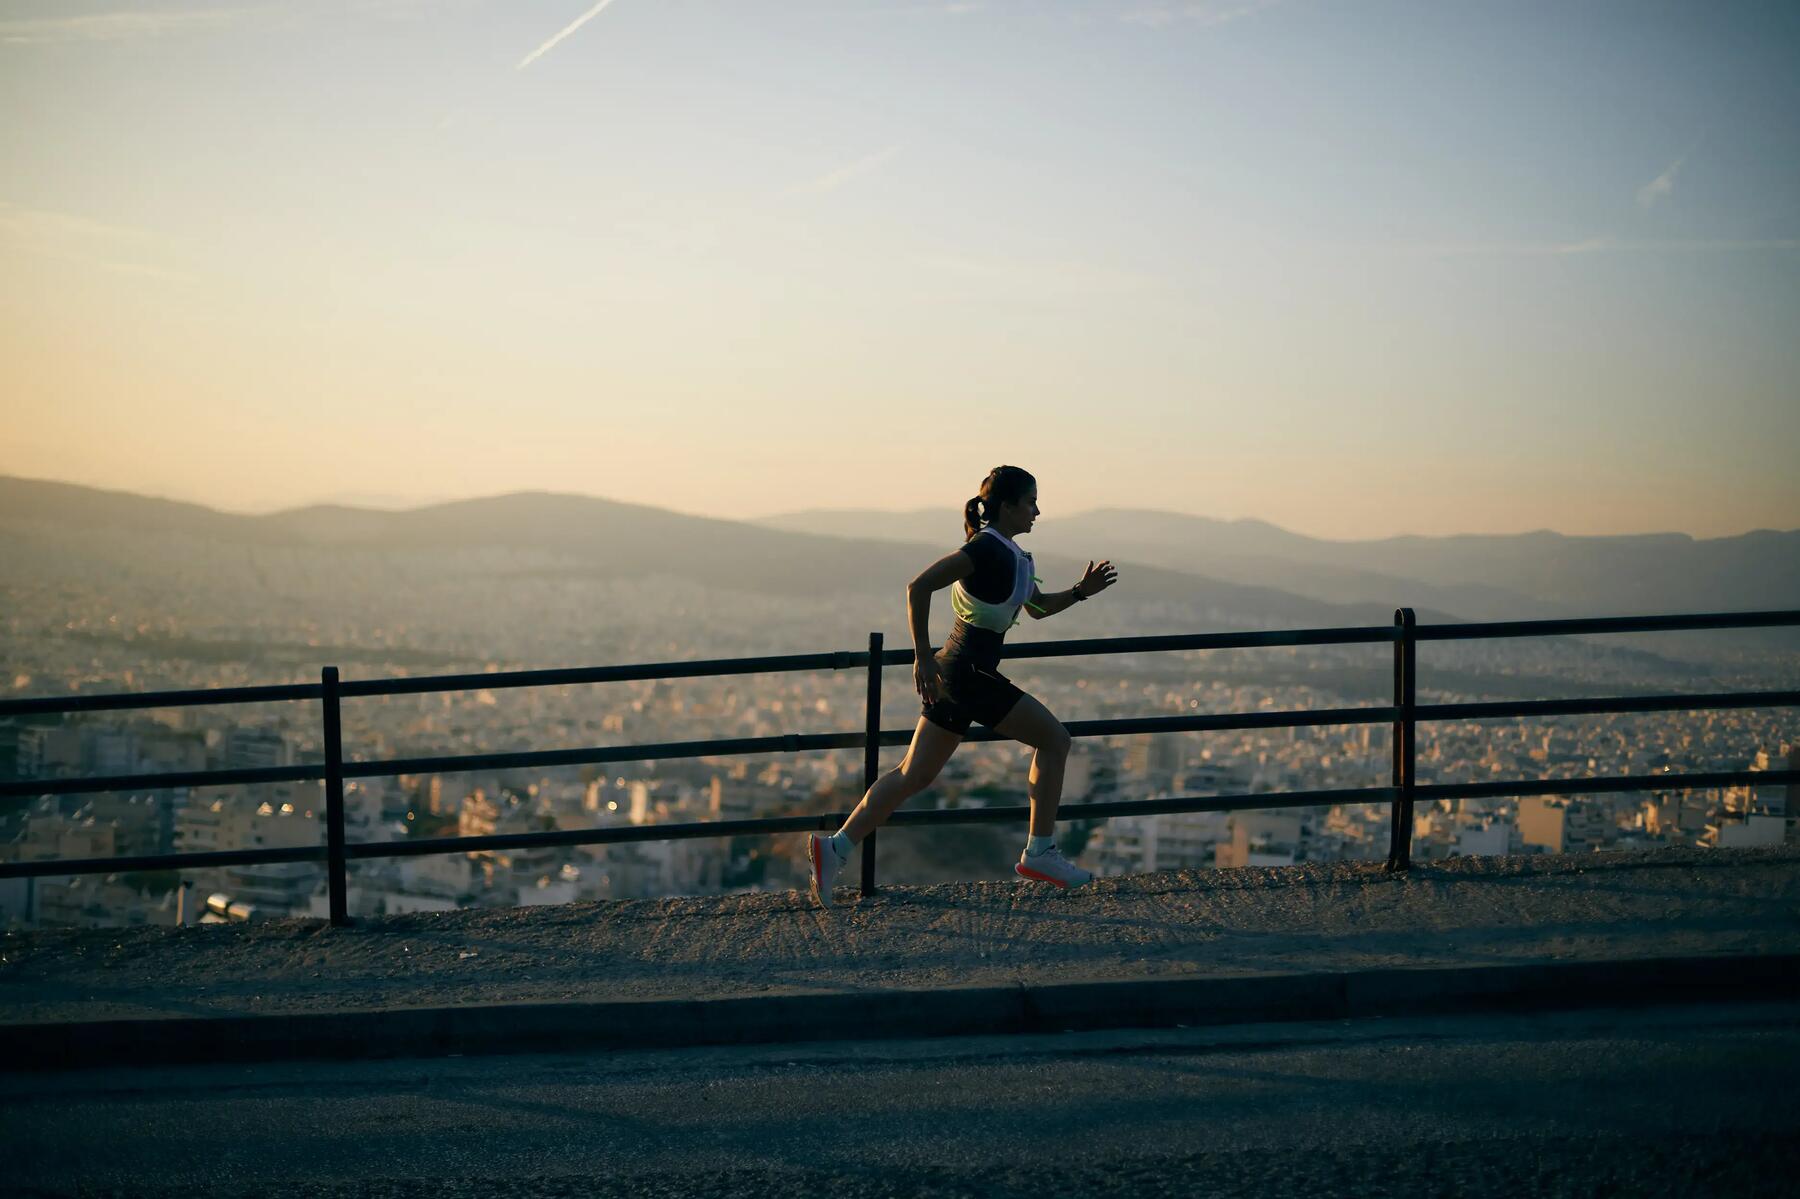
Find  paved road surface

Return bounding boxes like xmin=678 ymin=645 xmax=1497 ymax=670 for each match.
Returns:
xmin=9 ymin=1000 xmax=1798 ymax=1198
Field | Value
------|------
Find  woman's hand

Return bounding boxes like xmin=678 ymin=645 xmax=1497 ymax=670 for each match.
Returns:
xmin=914 ymin=654 xmax=943 ymax=703
xmin=1077 ymin=559 xmax=1119 ymax=599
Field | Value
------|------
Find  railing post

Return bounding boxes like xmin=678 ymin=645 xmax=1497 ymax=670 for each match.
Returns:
xmin=322 ymin=666 xmax=351 ymax=926
xmin=1386 ymin=609 xmax=1417 ymax=872
xmin=860 ymin=632 xmax=883 ymax=898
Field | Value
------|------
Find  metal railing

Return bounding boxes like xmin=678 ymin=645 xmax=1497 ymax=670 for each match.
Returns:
xmin=2 ymin=607 xmax=1797 ymax=927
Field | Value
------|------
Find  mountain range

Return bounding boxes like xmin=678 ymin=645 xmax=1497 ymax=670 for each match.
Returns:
xmin=756 ymin=506 xmax=1800 ymax=628
xmin=0 ymin=476 xmax=1447 ymax=632
xmin=3 ymin=475 xmax=1796 ymax=658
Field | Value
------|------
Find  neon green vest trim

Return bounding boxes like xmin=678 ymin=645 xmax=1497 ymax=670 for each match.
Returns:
xmin=950 ymin=528 xmax=1045 ymax=631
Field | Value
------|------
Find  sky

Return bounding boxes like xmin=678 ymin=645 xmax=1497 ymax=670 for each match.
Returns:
xmin=2 ymin=0 xmax=1797 ymax=540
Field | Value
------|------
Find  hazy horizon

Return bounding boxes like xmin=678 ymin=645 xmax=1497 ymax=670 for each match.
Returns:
xmin=4 ymin=468 xmax=1796 ymax=543
xmin=4 ymin=1 xmax=1798 ymax=539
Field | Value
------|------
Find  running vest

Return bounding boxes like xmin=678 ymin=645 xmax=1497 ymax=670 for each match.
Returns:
xmin=950 ymin=526 xmax=1046 ymax=632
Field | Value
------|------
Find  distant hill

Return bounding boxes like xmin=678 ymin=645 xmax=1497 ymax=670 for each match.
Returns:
xmin=758 ymin=505 xmax=1800 ymax=625
xmin=6 ymin=475 xmax=1794 ymax=663
xmin=0 ymin=476 xmax=285 ymax=542
xmin=8 ymin=474 xmax=1795 ymax=684
xmin=0 ymin=475 xmax=1460 ymax=633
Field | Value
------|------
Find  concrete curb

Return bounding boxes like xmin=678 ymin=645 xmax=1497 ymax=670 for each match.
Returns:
xmin=5 ymin=952 xmax=1796 ymax=1072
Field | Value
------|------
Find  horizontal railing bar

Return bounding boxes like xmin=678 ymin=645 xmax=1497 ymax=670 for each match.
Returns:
xmin=0 ymin=844 xmax=326 ymax=880
xmin=880 ymin=787 xmax=1397 ymax=827
xmin=337 ymin=651 xmax=870 ymax=698
xmin=354 ymin=813 xmax=848 ymax=859
xmin=0 ymin=763 xmax=326 ymax=800
xmin=990 ymin=626 xmax=1398 ymax=660
xmin=0 ymin=682 xmax=322 ymax=719
xmin=7 ymin=630 xmax=1404 ymax=719
xmin=339 ymin=628 xmax=1406 ymax=696
xmin=342 ymin=732 xmax=874 ymax=780
xmin=5 ymin=708 xmax=1384 ymax=801
xmin=1417 ymin=768 xmax=1800 ymax=802
xmin=1413 ymin=609 xmax=1800 ymax=642
xmin=1001 ymin=706 xmax=1394 ymax=741
xmin=0 ymin=787 xmax=1398 ymax=879
xmin=1415 ymin=690 xmax=1800 ymax=722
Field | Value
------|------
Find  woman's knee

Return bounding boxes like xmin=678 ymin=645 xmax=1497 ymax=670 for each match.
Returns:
xmin=1039 ymin=723 xmax=1073 ymax=761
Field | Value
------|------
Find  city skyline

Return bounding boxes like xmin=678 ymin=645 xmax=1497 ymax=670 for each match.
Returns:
xmin=4 ymin=0 xmax=1798 ymax=540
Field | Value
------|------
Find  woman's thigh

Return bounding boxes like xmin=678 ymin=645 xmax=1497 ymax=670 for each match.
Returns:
xmin=993 ymin=692 xmax=1071 ymax=755
xmin=899 ymin=715 xmax=962 ymax=782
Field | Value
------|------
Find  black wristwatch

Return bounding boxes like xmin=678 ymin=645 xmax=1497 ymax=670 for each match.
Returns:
xmin=1072 ymin=585 xmax=1088 ymax=602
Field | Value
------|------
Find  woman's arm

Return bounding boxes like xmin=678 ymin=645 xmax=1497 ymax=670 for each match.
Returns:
xmin=1027 ymin=559 xmax=1118 ymax=619
xmin=907 ymin=550 xmax=973 ymax=657
xmin=908 ymin=550 xmax=972 ymax=702
xmin=1026 ymin=585 xmax=1083 ymax=619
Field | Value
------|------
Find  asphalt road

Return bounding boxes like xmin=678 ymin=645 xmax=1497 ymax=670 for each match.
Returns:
xmin=8 ymin=1000 xmax=1799 ymax=1199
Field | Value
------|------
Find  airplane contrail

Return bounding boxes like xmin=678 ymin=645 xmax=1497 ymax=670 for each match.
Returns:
xmin=517 ymin=0 xmax=619 ymax=70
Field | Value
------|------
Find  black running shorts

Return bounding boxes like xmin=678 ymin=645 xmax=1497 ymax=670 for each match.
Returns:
xmin=921 ymin=652 xmax=1025 ymax=736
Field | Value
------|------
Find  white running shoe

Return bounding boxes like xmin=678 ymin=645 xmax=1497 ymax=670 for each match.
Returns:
xmin=1015 ymin=843 xmax=1093 ymax=890
xmin=807 ymin=833 xmax=849 ymax=908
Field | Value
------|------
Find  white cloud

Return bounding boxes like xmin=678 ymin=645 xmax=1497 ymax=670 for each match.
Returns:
xmin=0 ymin=6 xmax=272 ymax=45
xmin=0 ymin=200 xmax=197 ymax=281
xmin=1578 ymin=237 xmax=1799 ymax=254
xmin=1636 ymin=156 xmax=1684 ymax=209
xmin=0 ymin=2 xmax=481 ymax=47
xmin=784 ymin=146 xmax=902 ymax=197
xmin=517 ymin=0 xmax=620 ymax=70
xmin=0 ymin=201 xmax=165 ymax=249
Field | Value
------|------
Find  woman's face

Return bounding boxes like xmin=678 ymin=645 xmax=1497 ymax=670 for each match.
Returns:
xmin=1000 ymin=486 xmax=1039 ymax=533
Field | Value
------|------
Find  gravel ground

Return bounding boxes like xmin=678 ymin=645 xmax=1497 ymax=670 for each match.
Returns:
xmin=3 ymin=844 xmax=1796 ymax=1025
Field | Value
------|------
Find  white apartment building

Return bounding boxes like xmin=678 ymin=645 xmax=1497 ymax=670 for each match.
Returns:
xmin=1455 ymin=820 xmax=1514 ymax=858
xmin=1093 ymin=809 xmax=1231 ymax=876
xmin=175 ymin=783 xmax=325 ymax=914
xmin=1215 ymin=810 xmax=1302 ymax=869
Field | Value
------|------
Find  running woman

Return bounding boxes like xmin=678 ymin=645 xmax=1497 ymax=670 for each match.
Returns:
xmin=807 ymin=465 xmax=1119 ymax=907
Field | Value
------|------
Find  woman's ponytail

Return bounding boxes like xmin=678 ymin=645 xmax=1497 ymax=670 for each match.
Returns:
xmin=963 ymin=496 xmax=984 ymax=541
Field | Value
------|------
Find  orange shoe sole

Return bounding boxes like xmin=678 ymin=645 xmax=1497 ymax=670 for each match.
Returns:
xmin=1015 ymin=864 xmax=1070 ymax=887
